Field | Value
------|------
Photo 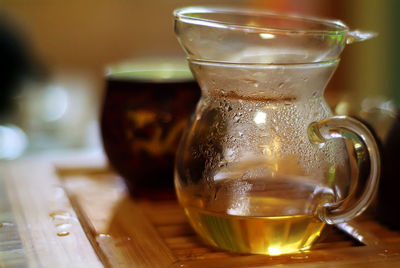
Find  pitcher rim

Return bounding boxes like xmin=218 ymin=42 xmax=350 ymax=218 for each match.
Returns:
xmin=174 ymin=6 xmax=349 ymax=36
xmin=188 ymin=58 xmax=340 ymax=68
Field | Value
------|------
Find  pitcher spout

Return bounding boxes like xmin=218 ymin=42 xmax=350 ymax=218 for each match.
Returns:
xmin=346 ymin=30 xmax=378 ymax=44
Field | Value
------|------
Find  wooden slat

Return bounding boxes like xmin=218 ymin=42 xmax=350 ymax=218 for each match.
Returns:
xmin=0 ymin=160 xmax=103 ymax=267
xmin=0 ymin=173 xmax=28 ymax=267
xmin=60 ymin=172 xmax=177 ymax=268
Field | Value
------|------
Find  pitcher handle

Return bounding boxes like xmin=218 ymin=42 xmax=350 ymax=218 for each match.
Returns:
xmin=307 ymin=115 xmax=380 ymax=225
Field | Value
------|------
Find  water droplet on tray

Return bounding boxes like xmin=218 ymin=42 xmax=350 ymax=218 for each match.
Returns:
xmin=53 ymin=186 xmax=66 ymax=199
xmin=98 ymin=233 xmax=112 ymax=238
xmin=57 ymin=231 xmax=70 ymax=237
xmin=0 ymin=221 xmax=13 ymax=228
xmin=56 ymin=223 xmax=72 ymax=229
xmin=49 ymin=211 xmax=72 ymax=220
xmin=290 ymin=255 xmax=309 ymax=260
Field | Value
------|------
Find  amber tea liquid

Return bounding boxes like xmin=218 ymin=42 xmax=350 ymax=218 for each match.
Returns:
xmin=177 ymin=178 xmax=329 ymax=255
xmin=184 ymin=207 xmax=325 ymax=255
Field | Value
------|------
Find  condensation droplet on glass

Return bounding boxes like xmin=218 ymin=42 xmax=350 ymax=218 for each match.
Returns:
xmin=218 ymin=160 xmax=227 ymax=168
xmin=239 ymin=132 xmax=243 ymax=137
xmin=226 ymin=148 xmax=234 ymax=157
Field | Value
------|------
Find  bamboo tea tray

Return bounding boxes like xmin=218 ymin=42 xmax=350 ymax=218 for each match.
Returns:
xmin=1 ymin=153 xmax=400 ymax=267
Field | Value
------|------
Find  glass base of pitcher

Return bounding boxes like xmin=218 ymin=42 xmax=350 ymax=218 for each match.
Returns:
xmin=184 ymin=207 xmax=326 ymax=255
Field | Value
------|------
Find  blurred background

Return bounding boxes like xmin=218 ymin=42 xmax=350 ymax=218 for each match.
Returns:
xmin=0 ymin=0 xmax=398 ymax=159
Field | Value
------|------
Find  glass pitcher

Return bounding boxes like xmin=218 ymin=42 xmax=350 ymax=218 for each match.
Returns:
xmin=173 ymin=7 xmax=380 ymax=255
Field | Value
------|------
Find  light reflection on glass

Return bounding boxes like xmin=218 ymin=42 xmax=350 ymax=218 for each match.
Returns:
xmin=268 ymin=246 xmax=281 ymax=255
xmin=254 ymin=111 xmax=266 ymax=124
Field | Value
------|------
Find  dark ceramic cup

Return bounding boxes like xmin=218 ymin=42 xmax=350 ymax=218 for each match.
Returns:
xmin=100 ymin=59 xmax=200 ymax=199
